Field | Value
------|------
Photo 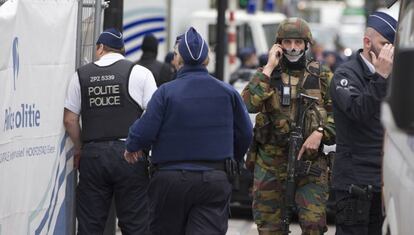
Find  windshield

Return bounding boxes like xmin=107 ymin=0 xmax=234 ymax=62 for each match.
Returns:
xmin=263 ymin=23 xmax=278 ymax=49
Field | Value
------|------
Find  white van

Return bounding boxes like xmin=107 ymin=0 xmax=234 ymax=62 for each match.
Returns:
xmin=381 ymin=0 xmax=414 ymax=234
xmin=190 ymin=9 xmax=286 ymax=81
xmin=191 ymin=10 xmax=286 ymax=57
xmin=122 ymin=0 xmax=286 ymax=82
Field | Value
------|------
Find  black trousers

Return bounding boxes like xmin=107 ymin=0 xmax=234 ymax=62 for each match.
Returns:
xmin=334 ymin=189 xmax=383 ymax=235
xmin=76 ymin=141 xmax=149 ymax=235
xmin=147 ymin=170 xmax=232 ymax=235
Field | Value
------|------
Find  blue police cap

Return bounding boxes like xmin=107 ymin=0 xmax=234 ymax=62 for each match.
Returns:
xmin=96 ymin=28 xmax=124 ymax=49
xmin=367 ymin=11 xmax=397 ymax=43
xmin=238 ymin=47 xmax=256 ymax=62
xmin=178 ymin=27 xmax=209 ymax=65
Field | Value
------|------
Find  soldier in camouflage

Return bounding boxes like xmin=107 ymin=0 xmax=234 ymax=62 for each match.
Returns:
xmin=241 ymin=18 xmax=335 ymax=235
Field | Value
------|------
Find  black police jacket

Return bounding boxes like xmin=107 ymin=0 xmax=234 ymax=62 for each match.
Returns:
xmin=329 ymin=49 xmax=388 ymax=191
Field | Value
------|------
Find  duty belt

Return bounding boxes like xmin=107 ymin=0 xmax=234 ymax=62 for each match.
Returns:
xmin=154 ymin=160 xmax=227 ymax=171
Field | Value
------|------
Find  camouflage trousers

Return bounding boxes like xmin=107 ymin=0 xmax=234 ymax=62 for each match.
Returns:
xmin=252 ymin=150 xmax=329 ymax=235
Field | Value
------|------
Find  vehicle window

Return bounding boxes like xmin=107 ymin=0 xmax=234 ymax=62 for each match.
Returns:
xmin=237 ymin=24 xmax=254 ymax=51
xmin=209 ymin=24 xmax=255 ymax=53
xmin=263 ymin=23 xmax=279 ymax=49
xmin=208 ymin=24 xmax=218 ymax=49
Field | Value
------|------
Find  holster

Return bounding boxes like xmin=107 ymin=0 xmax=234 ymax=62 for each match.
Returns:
xmin=141 ymin=152 xmax=154 ymax=179
xmin=336 ymin=185 xmax=373 ymax=226
xmin=147 ymin=164 xmax=156 ymax=179
xmin=225 ymin=159 xmax=242 ymax=190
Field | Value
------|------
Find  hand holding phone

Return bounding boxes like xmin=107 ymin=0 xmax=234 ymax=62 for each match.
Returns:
xmin=276 ymin=50 xmax=282 ymax=59
xmin=263 ymin=44 xmax=283 ymax=77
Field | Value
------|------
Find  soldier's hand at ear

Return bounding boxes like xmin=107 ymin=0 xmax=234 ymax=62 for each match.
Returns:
xmin=297 ymin=131 xmax=323 ymax=160
xmin=263 ymin=44 xmax=283 ymax=77
xmin=371 ymin=43 xmax=394 ymax=78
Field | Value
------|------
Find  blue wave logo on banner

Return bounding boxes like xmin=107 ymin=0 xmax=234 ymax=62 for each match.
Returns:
xmin=123 ymin=7 xmax=167 ymax=60
xmin=12 ymin=37 xmax=19 ymax=91
xmin=123 ymin=17 xmax=166 ymax=56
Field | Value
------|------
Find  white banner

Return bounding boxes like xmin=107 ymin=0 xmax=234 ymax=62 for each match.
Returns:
xmin=0 ymin=0 xmax=78 ymax=234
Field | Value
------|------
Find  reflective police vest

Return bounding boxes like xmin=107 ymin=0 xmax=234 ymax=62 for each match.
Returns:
xmin=78 ymin=59 xmax=143 ymax=142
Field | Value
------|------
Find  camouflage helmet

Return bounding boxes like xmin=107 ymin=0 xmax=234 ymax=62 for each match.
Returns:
xmin=275 ymin=17 xmax=313 ymax=44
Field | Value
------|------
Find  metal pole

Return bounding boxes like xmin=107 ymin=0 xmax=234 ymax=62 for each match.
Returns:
xmin=92 ymin=0 xmax=103 ymax=61
xmin=75 ymin=0 xmax=84 ymax=69
xmin=215 ymin=0 xmax=227 ymax=81
xmin=228 ymin=0 xmax=237 ymax=73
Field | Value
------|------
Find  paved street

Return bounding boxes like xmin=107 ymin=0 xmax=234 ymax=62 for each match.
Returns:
xmin=115 ymin=217 xmax=336 ymax=235
xmin=227 ymin=218 xmax=336 ymax=235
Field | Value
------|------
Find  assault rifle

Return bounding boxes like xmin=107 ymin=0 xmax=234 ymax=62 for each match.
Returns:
xmin=281 ymin=93 xmax=322 ymax=234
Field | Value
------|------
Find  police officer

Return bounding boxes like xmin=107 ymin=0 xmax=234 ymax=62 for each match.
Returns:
xmin=137 ymin=34 xmax=173 ymax=87
xmin=242 ymin=18 xmax=335 ymax=234
xmin=330 ymin=12 xmax=397 ymax=235
xmin=229 ymin=47 xmax=259 ymax=85
xmin=163 ymin=35 xmax=184 ymax=81
xmin=124 ymin=27 xmax=253 ymax=235
xmin=63 ymin=28 xmax=157 ymax=234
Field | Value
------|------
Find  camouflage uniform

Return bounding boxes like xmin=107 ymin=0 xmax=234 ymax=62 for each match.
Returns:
xmin=242 ymin=18 xmax=335 ymax=235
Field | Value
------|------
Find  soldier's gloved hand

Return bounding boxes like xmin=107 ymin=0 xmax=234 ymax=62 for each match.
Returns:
xmin=298 ymin=131 xmax=323 ymax=160
xmin=124 ymin=150 xmax=143 ymax=164
xmin=370 ymin=43 xmax=394 ymax=78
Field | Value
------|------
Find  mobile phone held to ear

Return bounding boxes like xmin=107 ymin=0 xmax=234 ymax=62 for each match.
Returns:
xmin=276 ymin=51 xmax=282 ymax=59
xmin=273 ymin=42 xmax=282 ymax=59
